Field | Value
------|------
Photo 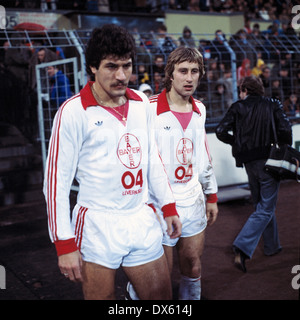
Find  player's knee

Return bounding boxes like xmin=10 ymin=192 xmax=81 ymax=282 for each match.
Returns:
xmin=182 ymin=256 xmax=201 ymax=277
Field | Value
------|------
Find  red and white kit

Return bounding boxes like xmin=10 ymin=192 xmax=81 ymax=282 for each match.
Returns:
xmin=149 ymin=89 xmax=218 ymax=245
xmin=43 ymin=82 xmax=176 ymax=268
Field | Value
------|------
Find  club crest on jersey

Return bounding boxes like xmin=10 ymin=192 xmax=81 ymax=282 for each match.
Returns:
xmin=176 ymin=138 xmax=193 ymax=165
xmin=117 ymin=133 xmax=142 ymax=169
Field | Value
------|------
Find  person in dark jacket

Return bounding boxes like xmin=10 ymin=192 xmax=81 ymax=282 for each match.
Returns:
xmin=215 ymin=76 xmax=292 ymax=272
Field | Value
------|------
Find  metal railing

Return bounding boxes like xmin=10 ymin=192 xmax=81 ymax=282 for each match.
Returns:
xmin=35 ymin=57 xmax=79 ymax=170
xmin=1 ymin=28 xmax=300 ymax=140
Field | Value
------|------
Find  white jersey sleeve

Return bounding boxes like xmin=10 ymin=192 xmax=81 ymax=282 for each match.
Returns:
xmin=144 ymin=95 xmax=175 ymax=213
xmin=198 ymin=106 xmax=218 ymax=196
xmin=43 ymin=94 xmax=84 ymax=245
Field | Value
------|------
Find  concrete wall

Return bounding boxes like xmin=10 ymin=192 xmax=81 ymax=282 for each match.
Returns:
xmin=165 ymin=11 xmax=245 ymax=38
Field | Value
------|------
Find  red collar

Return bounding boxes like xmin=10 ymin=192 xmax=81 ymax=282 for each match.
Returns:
xmin=80 ymin=81 xmax=143 ymax=110
xmin=156 ymin=89 xmax=201 ymax=116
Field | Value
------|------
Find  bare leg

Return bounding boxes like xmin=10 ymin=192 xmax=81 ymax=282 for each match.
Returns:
xmin=177 ymin=231 xmax=205 ymax=277
xmin=176 ymin=231 xmax=205 ymax=300
xmin=123 ymin=254 xmax=172 ymax=300
xmin=82 ymin=261 xmax=116 ymax=300
xmin=163 ymin=245 xmax=174 ymax=274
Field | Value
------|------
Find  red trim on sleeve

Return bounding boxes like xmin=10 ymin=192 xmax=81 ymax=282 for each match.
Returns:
xmin=147 ymin=203 xmax=157 ymax=213
xmin=54 ymin=238 xmax=78 ymax=256
xmin=206 ymin=193 xmax=218 ymax=203
xmin=162 ymin=203 xmax=179 ymax=218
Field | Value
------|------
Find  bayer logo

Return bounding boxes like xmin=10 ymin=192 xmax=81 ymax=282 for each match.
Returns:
xmin=117 ymin=133 xmax=142 ymax=169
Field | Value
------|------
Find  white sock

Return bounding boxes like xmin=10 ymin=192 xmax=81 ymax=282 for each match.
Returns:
xmin=126 ymin=282 xmax=140 ymax=300
xmin=178 ymin=275 xmax=201 ymax=300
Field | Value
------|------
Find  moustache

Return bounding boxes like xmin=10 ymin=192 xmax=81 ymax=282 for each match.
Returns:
xmin=111 ymin=81 xmax=127 ymax=87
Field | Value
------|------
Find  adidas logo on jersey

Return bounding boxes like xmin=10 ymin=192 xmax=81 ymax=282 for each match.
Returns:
xmin=164 ymin=126 xmax=171 ymax=130
xmin=95 ymin=121 xmax=103 ymax=126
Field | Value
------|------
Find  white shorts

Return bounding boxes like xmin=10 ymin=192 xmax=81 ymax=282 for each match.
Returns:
xmin=72 ymin=204 xmax=164 ymax=269
xmin=160 ymin=196 xmax=207 ymax=247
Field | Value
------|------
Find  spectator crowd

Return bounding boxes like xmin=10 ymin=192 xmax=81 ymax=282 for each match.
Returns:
xmin=0 ymin=35 xmax=74 ymax=141
xmin=129 ymin=20 xmax=300 ymax=122
xmin=3 ymin=0 xmax=299 ymax=21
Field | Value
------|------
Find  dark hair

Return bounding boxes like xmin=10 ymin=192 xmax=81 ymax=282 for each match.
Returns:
xmin=239 ymin=76 xmax=265 ymax=96
xmin=158 ymin=24 xmax=167 ymax=32
xmin=164 ymin=46 xmax=205 ymax=92
xmin=85 ymin=24 xmax=136 ymax=78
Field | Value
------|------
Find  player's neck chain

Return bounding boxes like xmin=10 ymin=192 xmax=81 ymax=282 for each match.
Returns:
xmin=111 ymin=105 xmax=127 ymax=121
xmin=91 ymin=84 xmax=127 ymax=121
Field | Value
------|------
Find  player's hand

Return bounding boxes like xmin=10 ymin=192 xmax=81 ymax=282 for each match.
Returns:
xmin=58 ymin=250 xmax=83 ymax=282
xmin=165 ymin=215 xmax=182 ymax=239
xmin=206 ymin=202 xmax=219 ymax=226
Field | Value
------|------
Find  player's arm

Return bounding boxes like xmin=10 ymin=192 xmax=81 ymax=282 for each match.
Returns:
xmin=199 ymin=131 xmax=219 ymax=226
xmin=43 ymin=104 xmax=83 ymax=281
xmin=161 ymin=203 xmax=181 ymax=239
xmin=206 ymin=194 xmax=218 ymax=226
xmin=145 ymin=97 xmax=182 ymax=238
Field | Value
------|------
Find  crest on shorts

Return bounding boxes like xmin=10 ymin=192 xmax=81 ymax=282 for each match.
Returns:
xmin=117 ymin=133 xmax=142 ymax=169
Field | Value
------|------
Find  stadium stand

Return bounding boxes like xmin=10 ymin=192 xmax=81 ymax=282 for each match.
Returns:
xmin=1 ymin=0 xmax=298 ymax=19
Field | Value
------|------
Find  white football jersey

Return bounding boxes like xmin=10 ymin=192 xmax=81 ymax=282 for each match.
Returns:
xmin=43 ymin=82 xmax=175 ymax=245
xmin=149 ymin=89 xmax=218 ymax=207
